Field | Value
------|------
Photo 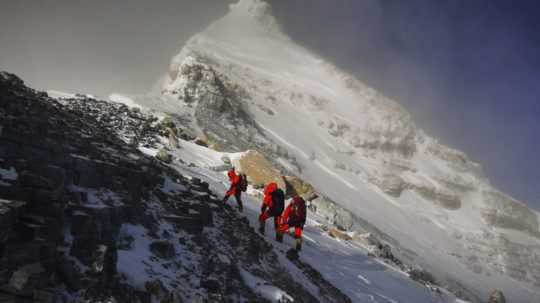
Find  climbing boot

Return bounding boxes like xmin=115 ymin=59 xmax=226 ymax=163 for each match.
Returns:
xmin=295 ymin=238 xmax=302 ymax=252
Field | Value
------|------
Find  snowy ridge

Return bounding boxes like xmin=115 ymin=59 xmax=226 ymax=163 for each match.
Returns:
xmin=145 ymin=0 xmax=540 ymax=302
xmin=142 ymin=139 xmax=462 ymax=303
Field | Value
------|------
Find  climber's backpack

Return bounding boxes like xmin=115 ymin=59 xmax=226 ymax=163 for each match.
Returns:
xmin=240 ymin=173 xmax=248 ymax=192
xmin=271 ymin=188 xmax=285 ymax=215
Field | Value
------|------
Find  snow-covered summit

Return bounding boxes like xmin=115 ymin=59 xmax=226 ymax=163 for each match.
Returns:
xmin=229 ymin=0 xmax=279 ymax=27
xmin=152 ymin=1 xmax=540 ymax=302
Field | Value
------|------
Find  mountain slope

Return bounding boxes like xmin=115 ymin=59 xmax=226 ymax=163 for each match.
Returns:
xmin=1 ymin=72 xmax=364 ymax=302
xmin=147 ymin=0 xmax=540 ymax=302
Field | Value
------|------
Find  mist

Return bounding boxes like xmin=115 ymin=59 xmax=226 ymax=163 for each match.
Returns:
xmin=271 ymin=0 xmax=540 ymax=210
xmin=1 ymin=0 xmax=539 ymax=210
xmin=0 ymin=0 xmax=234 ymax=97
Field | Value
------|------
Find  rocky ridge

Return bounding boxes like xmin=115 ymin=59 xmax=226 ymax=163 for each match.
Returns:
xmin=0 ymin=72 xmax=352 ymax=302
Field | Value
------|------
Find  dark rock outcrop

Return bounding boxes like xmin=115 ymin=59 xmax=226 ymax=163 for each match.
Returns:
xmin=0 ymin=72 xmax=351 ymax=302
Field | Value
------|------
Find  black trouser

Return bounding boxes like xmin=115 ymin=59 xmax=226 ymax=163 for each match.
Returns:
xmin=223 ymin=190 xmax=242 ymax=207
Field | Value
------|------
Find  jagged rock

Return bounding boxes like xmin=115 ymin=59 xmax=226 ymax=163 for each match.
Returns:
xmin=374 ymin=244 xmax=393 ymax=259
xmin=145 ymin=279 xmax=169 ymax=301
xmin=233 ymin=150 xmax=285 ymax=189
xmin=282 ymin=176 xmax=315 ymax=200
xmin=33 ymin=289 xmax=56 ymax=303
xmin=156 ymin=149 xmax=173 ymax=163
xmin=191 ymin=177 xmax=201 ymax=185
xmin=220 ymin=155 xmax=231 ymax=165
xmin=353 ymin=232 xmax=381 ymax=247
xmin=194 ymin=138 xmax=208 ymax=147
xmin=412 ymin=185 xmax=461 ymax=210
xmin=0 ymin=71 xmax=363 ymax=303
xmin=334 ymin=208 xmax=354 ymax=231
xmin=482 ymin=190 xmax=539 ymax=237
xmin=487 ymin=289 xmax=506 ymax=303
xmin=8 ymin=263 xmax=46 ymax=294
xmin=0 ymin=199 xmax=26 ymax=241
xmin=310 ymin=195 xmax=354 ymax=230
xmin=178 ymin=129 xmax=196 ymax=141
xmin=408 ymin=268 xmax=437 ymax=285
xmin=70 ymin=212 xmax=100 ymax=266
xmin=200 ymin=278 xmax=220 ymax=293
xmin=56 ymin=257 xmax=82 ymax=291
xmin=328 ymin=228 xmax=352 ymax=241
xmin=18 ymin=171 xmax=54 ymax=190
xmin=379 ymin=175 xmax=407 ymax=197
xmin=150 ymin=241 xmax=176 ymax=259
xmin=209 ymin=164 xmax=232 ymax=172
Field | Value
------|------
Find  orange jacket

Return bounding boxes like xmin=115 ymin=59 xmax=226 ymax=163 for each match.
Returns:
xmin=226 ymin=169 xmax=241 ymax=196
xmin=262 ymin=182 xmax=278 ymax=209
xmin=281 ymin=196 xmax=306 ymax=227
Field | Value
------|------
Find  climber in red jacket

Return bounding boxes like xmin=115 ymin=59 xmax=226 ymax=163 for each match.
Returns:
xmin=278 ymin=195 xmax=307 ymax=252
xmin=258 ymin=182 xmax=285 ymax=241
xmin=222 ymin=167 xmax=243 ymax=212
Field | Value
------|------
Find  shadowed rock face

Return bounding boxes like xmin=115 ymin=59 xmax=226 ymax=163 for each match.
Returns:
xmin=482 ymin=190 xmax=539 ymax=237
xmin=0 ymin=72 xmax=351 ymax=303
xmin=165 ymin=56 xmax=271 ymax=153
xmin=163 ymin=55 xmax=302 ymax=174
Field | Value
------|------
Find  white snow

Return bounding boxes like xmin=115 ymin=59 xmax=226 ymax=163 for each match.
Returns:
xmin=47 ymin=90 xmax=77 ymax=99
xmin=109 ymin=93 xmax=143 ymax=110
xmin=240 ymin=269 xmax=294 ymax=302
xmin=143 ymin=0 xmax=540 ymax=301
xmin=0 ymin=166 xmax=18 ymax=181
xmin=117 ymin=224 xmax=157 ymax=288
xmin=156 ymin=139 xmax=462 ymax=303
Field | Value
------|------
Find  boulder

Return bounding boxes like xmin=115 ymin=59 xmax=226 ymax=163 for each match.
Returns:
xmin=232 ymin=150 xmax=285 ymax=189
xmin=179 ymin=129 xmax=196 ymax=141
xmin=282 ymin=176 xmax=315 ymax=200
xmin=8 ymin=263 xmax=46 ymax=294
xmin=374 ymin=244 xmax=393 ymax=259
xmin=408 ymin=268 xmax=436 ymax=285
xmin=310 ymin=195 xmax=354 ymax=230
xmin=328 ymin=228 xmax=352 ymax=241
xmin=310 ymin=196 xmax=336 ymax=222
xmin=156 ymin=149 xmax=173 ymax=164
xmin=220 ymin=155 xmax=231 ymax=165
xmin=150 ymin=241 xmax=176 ymax=259
xmin=412 ymin=185 xmax=461 ymax=210
xmin=352 ymin=232 xmax=381 ymax=247
xmin=194 ymin=138 xmax=209 ymax=147
xmin=380 ymin=175 xmax=407 ymax=197
xmin=145 ymin=279 xmax=169 ymax=301
xmin=334 ymin=208 xmax=354 ymax=231
xmin=487 ymin=289 xmax=506 ymax=303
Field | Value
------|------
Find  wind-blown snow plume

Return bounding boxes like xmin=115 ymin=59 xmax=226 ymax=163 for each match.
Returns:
xmin=141 ymin=1 xmax=540 ymax=302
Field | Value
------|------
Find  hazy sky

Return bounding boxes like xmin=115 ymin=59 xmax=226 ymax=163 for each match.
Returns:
xmin=1 ymin=0 xmax=539 ymax=210
xmin=0 ymin=0 xmax=234 ymax=96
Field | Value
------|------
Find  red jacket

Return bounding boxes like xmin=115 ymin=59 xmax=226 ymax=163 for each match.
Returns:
xmin=262 ymin=182 xmax=278 ymax=209
xmin=282 ymin=196 xmax=306 ymax=228
xmin=226 ymin=169 xmax=241 ymax=196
